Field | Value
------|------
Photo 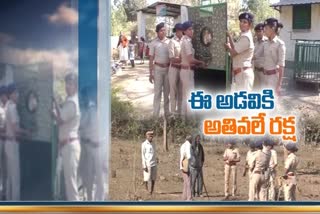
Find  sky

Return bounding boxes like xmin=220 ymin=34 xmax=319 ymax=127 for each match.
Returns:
xmin=0 ymin=0 xmax=78 ymax=73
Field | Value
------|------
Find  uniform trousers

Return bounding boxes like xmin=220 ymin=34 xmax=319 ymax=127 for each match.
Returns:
xmin=5 ymin=140 xmax=19 ymax=200
xmin=250 ymin=172 xmax=268 ymax=201
xmin=224 ymin=164 xmax=237 ymax=197
xmin=153 ymin=66 xmax=170 ymax=118
xmin=180 ymin=69 xmax=194 ymax=117
xmin=168 ymin=66 xmax=182 ymax=114
xmin=261 ymin=73 xmax=279 ymax=91
xmin=234 ymin=68 xmax=254 ymax=92
xmin=0 ymin=139 xmax=6 ymax=199
xmin=80 ymin=142 xmax=106 ymax=201
xmin=284 ymin=176 xmax=297 ymax=201
xmin=60 ymin=140 xmax=81 ymax=201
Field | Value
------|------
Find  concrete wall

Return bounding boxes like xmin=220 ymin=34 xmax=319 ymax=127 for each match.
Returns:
xmin=279 ymin=4 xmax=320 ymax=63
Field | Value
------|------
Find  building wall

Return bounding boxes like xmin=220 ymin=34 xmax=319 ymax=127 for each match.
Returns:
xmin=279 ymin=4 xmax=320 ymax=63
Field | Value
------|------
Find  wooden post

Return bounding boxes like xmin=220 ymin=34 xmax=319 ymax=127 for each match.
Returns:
xmin=163 ymin=116 xmax=168 ymax=151
xmin=171 ymin=117 xmax=175 ymax=146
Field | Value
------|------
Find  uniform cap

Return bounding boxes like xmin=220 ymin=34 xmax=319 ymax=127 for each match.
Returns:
xmin=65 ymin=72 xmax=78 ymax=83
xmin=173 ymin=23 xmax=184 ymax=33
xmin=239 ymin=12 xmax=254 ymax=23
xmin=7 ymin=83 xmax=17 ymax=94
xmin=225 ymin=138 xmax=236 ymax=145
xmin=0 ymin=86 xmax=7 ymax=95
xmin=255 ymin=140 xmax=263 ymax=148
xmin=264 ymin=18 xmax=280 ymax=28
xmin=264 ymin=139 xmax=275 ymax=146
xmin=249 ymin=141 xmax=256 ymax=149
xmin=182 ymin=21 xmax=193 ymax=31
xmin=155 ymin=22 xmax=165 ymax=33
xmin=285 ymin=142 xmax=298 ymax=152
xmin=254 ymin=23 xmax=264 ymax=31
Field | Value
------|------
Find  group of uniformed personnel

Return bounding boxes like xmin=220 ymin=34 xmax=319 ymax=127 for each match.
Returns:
xmin=52 ymin=72 xmax=107 ymax=201
xmin=225 ymin=138 xmax=299 ymax=201
xmin=148 ymin=21 xmax=205 ymax=119
xmin=148 ymin=12 xmax=285 ymax=119
xmin=225 ymin=12 xmax=285 ymax=95
xmin=0 ymin=83 xmax=30 ymax=201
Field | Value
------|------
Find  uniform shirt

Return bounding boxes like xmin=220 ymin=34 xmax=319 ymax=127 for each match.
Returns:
xmin=250 ymin=149 xmax=271 ymax=172
xmin=233 ymin=31 xmax=254 ymax=68
xmin=263 ymin=36 xmax=286 ymax=70
xmin=285 ymin=153 xmax=299 ymax=174
xmin=141 ymin=140 xmax=157 ymax=168
xmin=0 ymin=69 xmax=14 ymax=87
xmin=180 ymin=140 xmax=191 ymax=170
xmin=58 ymin=94 xmax=80 ymax=142
xmin=168 ymin=36 xmax=182 ymax=60
xmin=180 ymin=35 xmax=195 ymax=66
xmin=223 ymin=147 xmax=240 ymax=165
xmin=269 ymin=149 xmax=278 ymax=168
xmin=5 ymin=100 xmax=19 ymax=139
xmin=246 ymin=150 xmax=256 ymax=166
xmin=253 ymin=37 xmax=267 ymax=68
xmin=0 ymin=101 xmax=7 ymax=130
xmin=79 ymin=101 xmax=98 ymax=144
xmin=149 ymin=37 xmax=170 ymax=64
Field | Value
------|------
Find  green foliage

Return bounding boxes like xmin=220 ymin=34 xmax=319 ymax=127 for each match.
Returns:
xmin=302 ymin=114 xmax=320 ymax=144
xmin=242 ymin=0 xmax=279 ymax=23
xmin=111 ymin=88 xmax=201 ymax=140
xmin=111 ymin=4 xmax=136 ymax=36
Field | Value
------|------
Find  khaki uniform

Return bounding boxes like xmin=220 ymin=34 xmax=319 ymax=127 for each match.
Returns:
xmin=268 ymin=149 xmax=278 ymax=201
xmin=58 ymin=95 xmax=81 ymax=201
xmin=249 ymin=148 xmax=271 ymax=201
xmin=223 ymin=148 xmax=240 ymax=197
xmin=149 ymin=38 xmax=170 ymax=117
xmin=262 ymin=36 xmax=286 ymax=90
xmin=4 ymin=100 xmax=20 ymax=200
xmin=284 ymin=153 xmax=299 ymax=201
xmin=253 ymin=37 xmax=267 ymax=90
xmin=168 ymin=36 xmax=183 ymax=114
xmin=232 ymin=31 xmax=254 ymax=91
xmin=246 ymin=150 xmax=256 ymax=200
xmin=180 ymin=35 xmax=195 ymax=116
xmin=0 ymin=101 xmax=6 ymax=198
xmin=79 ymin=101 xmax=106 ymax=201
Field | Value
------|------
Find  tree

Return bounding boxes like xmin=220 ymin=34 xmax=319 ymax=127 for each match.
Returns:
xmin=111 ymin=3 xmax=136 ymax=36
xmin=122 ymin=0 xmax=147 ymax=22
xmin=242 ymin=0 xmax=279 ymax=24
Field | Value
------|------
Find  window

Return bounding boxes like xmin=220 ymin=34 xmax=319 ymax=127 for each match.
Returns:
xmin=292 ymin=4 xmax=311 ymax=30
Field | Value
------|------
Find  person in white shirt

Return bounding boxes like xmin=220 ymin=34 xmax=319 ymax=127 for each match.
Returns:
xmin=141 ymin=131 xmax=157 ymax=195
xmin=52 ymin=73 xmax=81 ymax=201
xmin=79 ymin=86 xmax=106 ymax=201
xmin=180 ymin=135 xmax=192 ymax=201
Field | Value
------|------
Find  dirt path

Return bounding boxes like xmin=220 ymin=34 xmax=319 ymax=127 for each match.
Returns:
xmin=112 ymin=63 xmax=320 ymax=118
